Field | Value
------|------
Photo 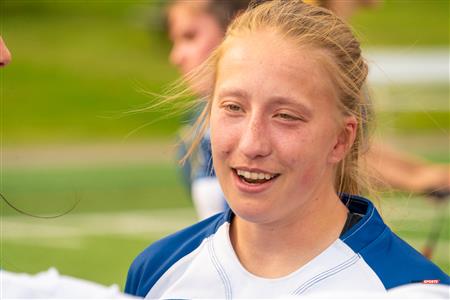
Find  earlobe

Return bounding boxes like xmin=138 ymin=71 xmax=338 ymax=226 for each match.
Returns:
xmin=329 ymin=116 xmax=357 ymax=164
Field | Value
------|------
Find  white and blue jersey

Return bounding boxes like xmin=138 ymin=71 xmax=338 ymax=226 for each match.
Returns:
xmin=125 ymin=195 xmax=449 ymax=298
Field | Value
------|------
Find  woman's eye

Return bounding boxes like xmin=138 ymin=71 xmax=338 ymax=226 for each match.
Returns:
xmin=225 ymin=104 xmax=242 ymax=112
xmin=275 ymin=113 xmax=300 ymax=121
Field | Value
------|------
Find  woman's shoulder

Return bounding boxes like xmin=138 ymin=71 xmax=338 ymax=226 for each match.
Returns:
xmin=340 ymin=195 xmax=449 ymax=289
xmin=359 ymin=226 xmax=449 ymax=289
xmin=124 ymin=210 xmax=230 ymax=297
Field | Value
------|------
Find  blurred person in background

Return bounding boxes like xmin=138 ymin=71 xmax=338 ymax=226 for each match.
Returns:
xmin=166 ymin=0 xmax=449 ymax=221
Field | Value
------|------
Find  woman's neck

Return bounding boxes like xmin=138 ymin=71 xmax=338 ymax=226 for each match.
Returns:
xmin=229 ymin=191 xmax=348 ymax=278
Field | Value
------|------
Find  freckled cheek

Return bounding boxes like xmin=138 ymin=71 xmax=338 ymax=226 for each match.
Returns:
xmin=281 ymin=135 xmax=322 ymax=186
xmin=286 ymin=156 xmax=323 ymax=191
xmin=279 ymin=133 xmax=310 ymax=166
xmin=299 ymin=164 xmax=321 ymax=187
xmin=211 ymin=119 xmax=240 ymax=190
xmin=211 ymin=128 xmax=239 ymax=159
xmin=210 ymin=113 xmax=239 ymax=159
xmin=299 ymin=147 xmax=333 ymax=188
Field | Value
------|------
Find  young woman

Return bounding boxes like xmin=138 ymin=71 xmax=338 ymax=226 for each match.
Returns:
xmin=168 ymin=0 xmax=449 ymax=222
xmin=127 ymin=1 xmax=448 ymax=298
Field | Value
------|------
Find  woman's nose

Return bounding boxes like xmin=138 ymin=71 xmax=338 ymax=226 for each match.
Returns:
xmin=0 ymin=36 xmax=12 ymax=67
xmin=238 ymin=116 xmax=272 ymax=160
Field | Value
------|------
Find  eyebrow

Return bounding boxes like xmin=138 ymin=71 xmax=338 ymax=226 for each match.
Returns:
xmin=215 ymin=88 xmax=250 ymax=100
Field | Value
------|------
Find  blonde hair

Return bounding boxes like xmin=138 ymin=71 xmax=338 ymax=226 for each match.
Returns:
xmin=166 ymin=0 xmax=373 ymax=196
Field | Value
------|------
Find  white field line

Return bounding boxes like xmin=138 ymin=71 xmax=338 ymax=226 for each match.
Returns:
xmin=3 ymin=140 xmax=177 ymax=168
xmin=7 ymin=237 xmax=86 ymax=249
xmin=367 ymin=48 xmax=449 ymax=112
xmin=2 ymin=207 xmax=448 ymax=252
xmin=2 ymin=208 xmax=197 ymax=240
xmin=367 ymin=47 xmax=449 ymax=85
xmin=2 ymin=205 xmax=443 ymax=241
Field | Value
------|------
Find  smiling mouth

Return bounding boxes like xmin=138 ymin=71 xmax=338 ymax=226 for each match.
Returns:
xmin=233 ymin=168 xmax=280 ymax=185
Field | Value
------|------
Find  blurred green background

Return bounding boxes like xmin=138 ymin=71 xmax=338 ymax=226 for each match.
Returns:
xmin=1 ymin=0 xmax=449 ymax=290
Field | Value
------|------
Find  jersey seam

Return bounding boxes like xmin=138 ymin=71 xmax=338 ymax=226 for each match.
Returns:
xmin=207 ymin=236 xmax=232 ymax=299
xmin=292 ymin=254 xmax=361 ymax=295
xmin=349 ymin=226 xmax=392 ymax=290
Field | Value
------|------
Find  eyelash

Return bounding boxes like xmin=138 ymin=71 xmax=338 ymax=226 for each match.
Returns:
xmin=223 ymin=103 xmax=243 ymax=113
xmin=221 ymin=103 xmax=303 ymax=122
xmin=274 ymin=113 xmax=301 ymax=121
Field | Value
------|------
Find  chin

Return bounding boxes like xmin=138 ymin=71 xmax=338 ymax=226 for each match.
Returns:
xmin=228 ymin=196 xmax=276 ymax=224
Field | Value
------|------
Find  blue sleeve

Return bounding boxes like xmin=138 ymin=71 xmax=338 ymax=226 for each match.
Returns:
xmin=359 ymin=227 xmax=449 ymax=289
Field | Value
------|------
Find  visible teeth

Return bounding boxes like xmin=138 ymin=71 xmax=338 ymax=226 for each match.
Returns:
xmin=236 ymin=169 xmax=275 ymax=180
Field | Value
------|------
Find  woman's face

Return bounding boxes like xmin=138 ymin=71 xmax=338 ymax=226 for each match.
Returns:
xmin=210 ymin=30 xmax=356 ymax=225
xmin=168 ymin=2 xmax=224 ymax=94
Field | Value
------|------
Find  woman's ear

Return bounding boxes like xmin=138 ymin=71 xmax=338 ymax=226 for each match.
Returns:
xmin=328 ymin=115 xmax=357 ymax=164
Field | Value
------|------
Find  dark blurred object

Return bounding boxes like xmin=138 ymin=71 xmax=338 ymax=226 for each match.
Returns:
xmin=425 ymin=188 xmax=450 ymax=202
xmin=422 ymin=194 xmax=449 ymax=259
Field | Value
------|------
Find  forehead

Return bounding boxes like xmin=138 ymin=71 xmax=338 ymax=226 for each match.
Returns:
xmin=216 ymin=30 xmax=337 ymax=104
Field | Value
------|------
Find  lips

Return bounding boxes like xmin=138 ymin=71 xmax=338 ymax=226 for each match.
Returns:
xmin=232 ymin=167 xmax=280 ymax=192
